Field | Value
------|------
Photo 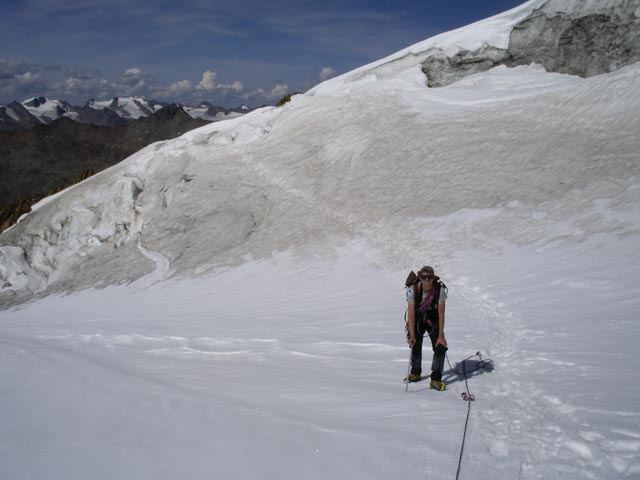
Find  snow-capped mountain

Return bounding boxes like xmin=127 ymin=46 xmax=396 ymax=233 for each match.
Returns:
xmin=86 ymin=96 xmax=165 ymax=120
xmin=0 ymin=96 xmax=134 ymax=129
xmin=0 ymin=96 xmax=88 ymax=130
xmin=0 ymin=96 xmax=252 ymax=130
xmin=183 ymin=101 xmax=250 ymax=121
xmin=21 ymin=96 xmax=79 ymax=123
xmin=4 ymin=96 xmax=127 ymax=127
xmin=0 ymin=100 xmax=42 ymax=130
xmin=1 ymin=1 xmax=639 ymax=479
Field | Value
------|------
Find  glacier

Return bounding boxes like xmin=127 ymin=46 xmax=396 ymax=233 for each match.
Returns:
xmin=1 ymin=0 xmax=639 ymax=478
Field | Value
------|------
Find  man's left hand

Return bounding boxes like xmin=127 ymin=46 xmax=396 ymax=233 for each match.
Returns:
xmin=436 ymin=336 xmax=447 ymax=348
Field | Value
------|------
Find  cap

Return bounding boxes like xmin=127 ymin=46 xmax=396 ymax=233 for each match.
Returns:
xmin=419 ymin=265 xmax=434 ymax=274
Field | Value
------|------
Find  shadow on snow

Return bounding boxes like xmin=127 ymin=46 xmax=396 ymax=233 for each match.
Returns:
xmin=406 ymin=357 xmax=495 ymax=393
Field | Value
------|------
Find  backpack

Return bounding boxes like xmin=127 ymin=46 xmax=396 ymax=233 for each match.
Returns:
xmin=404 ymin=270 xmax=448 ymax=336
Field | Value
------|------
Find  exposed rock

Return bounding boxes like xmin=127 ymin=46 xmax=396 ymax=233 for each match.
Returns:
xmin=509 ymin=10 xmax=640 ymax=78
xmin=22 ymin=96 xmax=50 ymax=109
xmin=73 ymin=105 xmax=129 ymax=127
xmin=421 ymin=0 xmax=640 ymax=87
xmin=0 ymin=102 xmax=41 ymax=131
xmin=421 ymin=46 xmax=512 ymax=88
xmin=197 ymin=101 xmax=228 ymax=116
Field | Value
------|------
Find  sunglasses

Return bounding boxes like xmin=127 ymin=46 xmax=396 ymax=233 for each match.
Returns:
xmin=420 ymin=274 xmax=434 ymax=280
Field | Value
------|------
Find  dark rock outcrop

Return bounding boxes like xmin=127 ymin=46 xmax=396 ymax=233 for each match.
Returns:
xmin=0 ymin=102 xmax=41 ymax=131
xmin=509 ymin=10 xmax=640 ymax=78
xmin=421 ymin=46 xmax=512 ymax=88
xmin=73 ymin=105 xmax=129 ymax=127
xmin=422 ymin=1 xmax=640 ymax=87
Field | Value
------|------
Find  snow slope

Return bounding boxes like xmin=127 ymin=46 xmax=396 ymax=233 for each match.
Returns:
xmin=1 ymin=232 xmax=639 ymax=479
xmin=1 ymin=0 xmax=640 ymax=478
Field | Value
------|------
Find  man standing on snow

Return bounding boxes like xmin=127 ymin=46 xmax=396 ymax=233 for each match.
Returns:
xmin=405 ymin=265 xmax=448 ymax=390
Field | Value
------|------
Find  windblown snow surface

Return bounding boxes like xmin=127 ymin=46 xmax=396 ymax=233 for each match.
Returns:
xmin=1 ymin=1 xmax=640 ymax=479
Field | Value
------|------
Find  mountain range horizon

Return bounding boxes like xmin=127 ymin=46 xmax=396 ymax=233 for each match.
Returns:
xmin=0 ymin=94 xmax=257 ymax=132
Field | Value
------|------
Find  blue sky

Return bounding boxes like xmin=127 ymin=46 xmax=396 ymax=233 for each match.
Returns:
xmin=0 ymin=0 xmax=527 ymax=107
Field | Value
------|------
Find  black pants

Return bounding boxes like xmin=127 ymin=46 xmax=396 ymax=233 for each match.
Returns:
xmin=410 ymin=315 xmax=446 ymax=381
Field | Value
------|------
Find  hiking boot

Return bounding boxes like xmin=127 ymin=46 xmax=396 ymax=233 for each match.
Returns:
xmin=430 ymin=380 xmax=447 ymax=391
xmin=403 ymin=373 xmax=422 ymax=383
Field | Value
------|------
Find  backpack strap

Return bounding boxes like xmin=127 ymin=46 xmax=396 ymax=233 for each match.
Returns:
xmin=414 ymin=279 xmax=422 ymax=304
xmin=438 ymin=279 xmax=448 ymax=297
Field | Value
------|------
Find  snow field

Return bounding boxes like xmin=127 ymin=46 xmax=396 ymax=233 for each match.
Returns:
xmin=2 ymin=226 xmax=640 ymax=479
xmin=452 ymin=236 xmax=640 ymax=479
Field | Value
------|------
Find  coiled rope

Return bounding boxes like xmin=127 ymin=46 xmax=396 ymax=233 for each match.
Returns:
xmin=446 ymin=352 xmax=493 ymax=480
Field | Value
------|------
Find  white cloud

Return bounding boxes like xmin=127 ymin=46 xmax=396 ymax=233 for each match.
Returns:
xmin=241 ymin=83 xmax=290 ymax=102
xmin=118 ymin=67 xmax=155 ymax=93
xmin=62 ymin=76 xmax=110 ymax=98
xmin=242 ymin=88 xmax=265 ymax=101
xmin=319 ymin=67 xmax=336 ymax=81
xmin=195 ymin=70 xmax=244 ymax=96
xmin=64 ymin=77 xmax=81 ymax=91
xmin=152 ymin=79 xmax=194 ymax=100
xmin=15 ymin=71 xmax=39 ymax=84
xmin=0 ymin=59 xmax=295 ymax=107
xmin=168 ymin=79 xmax=193 ymax=95
xmin=269 ymin=83 xmax=289 ymax=99
xmin=196 ymin=70 xmax=217 ymax=91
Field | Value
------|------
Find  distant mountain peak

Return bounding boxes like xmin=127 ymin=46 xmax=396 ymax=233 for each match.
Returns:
xmin=1 ymin=96 xmax=254 ymax=131
xmin=23 ymin=96 xmax=49 ymax=107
